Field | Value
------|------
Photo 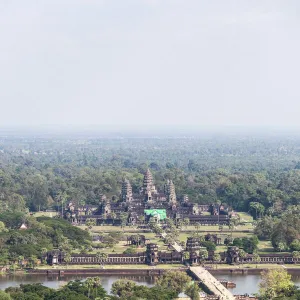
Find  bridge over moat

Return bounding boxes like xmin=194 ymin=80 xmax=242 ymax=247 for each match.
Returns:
xmin=189 ymin=266 xmax=235 ymax=300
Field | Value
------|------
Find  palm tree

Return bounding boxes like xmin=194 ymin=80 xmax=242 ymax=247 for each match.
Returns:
xmin=92 ymin=277 xmax=102 ymax=298
xmin=120 ymin=212 xmax=128 ymax=230
xmin=41 ymin=247 xmax=47 ymax=263
xmin=96 ymin=252 xmax=108 ymax=267
xmin=182 ymin=251 xmax=190 ymax=263
xmin=194 ymin=222 xmax=201 ymax=232
xmin=29 ymin=255 xmax=38 ymax=269
xmin=85 ymin=277 xmax=94 ymax=299
xmin=252 ymin=252 xmax=260 ymax=268
xmin=138 ymin=215 xmax=145 ymax=225
xmin=213 ymin=253 xmax=221 ymax=269
xmin=199 ymin=249 xmax=208 ymax=265
xmin=228 ymin=218 xmax=238 ymax=239
xmin=111 ymin=212 xmax=117 ymax=225
xmin=96 ymin=252 xmax=102 ymax=263
xmin=86 ymin=218 xmax=96 ymax=231
xmin=64 ymin=252 xmax=72 ymax=269
xmin=183 ymin=218 xmax=190 ymax=229
xmin=177 ymin=219 xmax=184 ymax=231
xmin=18 ymin=256 xmax=24 ymax=269
xmin=41 ymin=247 xmax=48 ymax=254
xmin=239 ymin=249 xmax=247 ymax=267
xmin=55 ymin=190 xmax=68 ymax=217
xmin=216 ymin=200 xmax=222 ymax=226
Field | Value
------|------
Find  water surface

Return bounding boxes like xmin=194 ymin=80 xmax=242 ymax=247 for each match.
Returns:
xmin=1 ymin=273 xmax=300 ymax=296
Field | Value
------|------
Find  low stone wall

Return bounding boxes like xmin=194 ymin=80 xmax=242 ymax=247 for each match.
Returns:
xmin=29 ymin=268 xmax=167 ymax=275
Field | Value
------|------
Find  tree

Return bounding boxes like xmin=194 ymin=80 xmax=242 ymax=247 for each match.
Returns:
xmin=85 ymin=277 xmax=95 ymax=299
xmin=239 ymin=249 xmax=247 ymax=266
xmin=292 ymin=251 xmax=300 ymax=264
xmin=64 ymin=252 xmax=72 ymax=269
xmin=182 ymin=251 xmax=190 ymax=262
xmin=277 ymin=242 xmax=286 ymax=252
xmin=85 ymin=218 xmax=96 ymax=231
xmin=156 ymin=271 xmax=192 ymax=295
xmin=213 ymin=253 xmax=221 ymax=268
xmin=201 ymin=241 xmax=216 ymax=251
xmin=111 ymin=279 xmax=136 ymax=298
xmin=259 ymin=269 xmax=295 ymax=299
xmin=0 ymin=221 xmax=8 ymax=233
xmin=55 ymin=190 xmax=68 ymax=217
xmin=198 ymin=249 xmax=208 ymax=264
xmin=17 ymin=255 xmax=24 ymax=269
xmin=96 ymin=252 xmax=108 ymax=266
xmin=177 ymin=219 xmax=184 ymax=231
xmin=87 ymin=277 xmax=102 ymax=299
xmin=29 ymin=255 xmax=38 ymax=269
xmin=242 ymin=236 xmax=259 ymax=254
xmin=138 ymin=215 xmax=145 ymax=225
xmin=111 ymin=212 xmax=117 ymax=225
xmin=0 ymin=290 xmax=11 ymax=300
xmin=254 ymin=216 xmax=277 ymax=240
xmin=249 ymin=202 xmax=265 ymax=219
xmin=194 ymin=222 xmax=201 ymax=232
xmin=290 ymin=239 xmax=300 ymax=251
xmin=228 ymin=221 xmax=235 ymax=239
xmin=185 ymin=282 xmax=201 ymax=300
xmin=183 ymin=218 xmax=190 ymax=229
xmin=252 ymin=252 xmax=260 ymax=268
xmin=120 ymin=213 xmax=128 ymax=230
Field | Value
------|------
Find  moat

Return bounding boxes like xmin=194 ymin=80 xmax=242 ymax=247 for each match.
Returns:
xmin=1 ymin=273 xmax=300 ymax=295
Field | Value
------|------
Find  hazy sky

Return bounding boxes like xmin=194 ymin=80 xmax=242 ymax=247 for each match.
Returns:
xmin=1 ymin=0 xmax=300 ymax=128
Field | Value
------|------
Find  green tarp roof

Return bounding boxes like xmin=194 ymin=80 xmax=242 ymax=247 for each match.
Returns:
xmin=144 ymin=209 xmax=167 ymax=220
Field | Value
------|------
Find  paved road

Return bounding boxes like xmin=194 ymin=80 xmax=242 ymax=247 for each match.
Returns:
xmin=190 ymin=266 xmax=235 ymax=300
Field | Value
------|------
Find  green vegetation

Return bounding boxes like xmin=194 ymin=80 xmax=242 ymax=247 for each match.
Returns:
xmin=258 ymin=269 xmax=299 ymax=299
xmin=3 ymin=279 xmax=107 ymax=300
xmin=2 ymin=136 xmax=300 ymax=214
xmin=0 ymin=214 xmax=91 ymax=265
xmin=2 ymin=136 xmax=300 ymax=268
xmin=0 ymin=271 xmax=197 ymax=300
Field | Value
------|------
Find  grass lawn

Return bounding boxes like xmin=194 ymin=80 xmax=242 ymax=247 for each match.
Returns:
xmin=89 ymin=224 xmax=254 ymax=234
xmin=237 ymin=212 xmax=254 ymax=223
xmin=216 ymin=263 xmax=300 ymax=270
xmin=30 ymin=211 xmax=56 ymax=218
xmin=257 ymin=241 xmax=274 ymax=254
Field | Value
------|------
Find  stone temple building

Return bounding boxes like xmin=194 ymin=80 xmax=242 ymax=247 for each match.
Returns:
xmin=64 ymin=169 xmax=229 ymax=226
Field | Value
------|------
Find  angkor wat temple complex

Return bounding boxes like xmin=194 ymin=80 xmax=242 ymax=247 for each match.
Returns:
xmin=65 ymin=169 xmax=229 ymax=225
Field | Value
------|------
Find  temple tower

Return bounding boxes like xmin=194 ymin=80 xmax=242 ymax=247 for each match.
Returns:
xmin=146 ymin=243 xmax=159 ymax=265
xmin=183 ymin=194 xmax=189 ymax=204
xmin=165 ymin=179 xmax=176 ymax=204
xmin=121 ymin=179 xmax=133 ymax=202
xmin=142 ymin=169 xmax=157 ymax=198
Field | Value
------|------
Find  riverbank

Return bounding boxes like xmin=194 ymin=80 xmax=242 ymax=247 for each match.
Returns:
xmin=27 ymin=263 xmax=300 ymax=275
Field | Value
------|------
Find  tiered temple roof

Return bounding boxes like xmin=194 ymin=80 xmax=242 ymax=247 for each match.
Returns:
xmin=142 ymin=169 xmax=157 ymax=195
xmin=165 ymin=179 xmax=176 ymax=204
xmin=121 ymin=179 xmax=133 ymax=202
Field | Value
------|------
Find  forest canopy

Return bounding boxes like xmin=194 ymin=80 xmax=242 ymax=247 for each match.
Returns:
xmin=1 ymin=135 xmax=300 ymax=215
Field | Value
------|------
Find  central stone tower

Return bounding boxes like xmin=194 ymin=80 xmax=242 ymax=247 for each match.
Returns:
xmin=142 ymin=169 xmax=157 ymax=201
